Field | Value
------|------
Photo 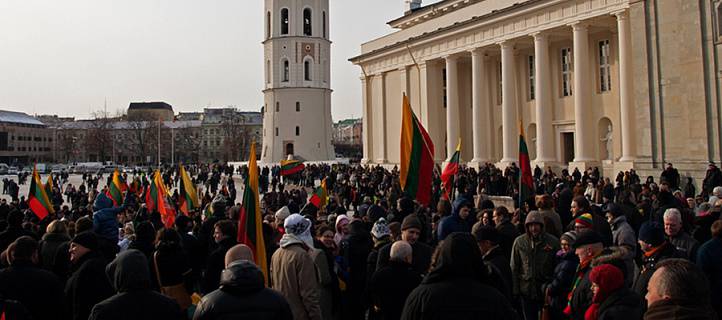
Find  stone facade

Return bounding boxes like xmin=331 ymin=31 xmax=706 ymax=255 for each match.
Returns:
xmin=350 ymin=0 xmax=722 ymax=182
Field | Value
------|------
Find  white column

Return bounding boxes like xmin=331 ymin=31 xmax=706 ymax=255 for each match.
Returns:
xmin=445 ymin=55 xmax=460 ymax=161
xmin=361 ymin=76 xmax=372 ymax=164
xmin=471 ymin=48 xmax=491 ymax=164
xmin=615 ymin=10 xmax=636 ymax=162
xmin=572 ymin=22 xmax=594 ymax=162
xmin=500 ymin=41 xmax=518 ymax=165
xmin=533 ymin=33 xmax=556 ymax=164
xmin=372 ymin=74 xmax=387 ymax=163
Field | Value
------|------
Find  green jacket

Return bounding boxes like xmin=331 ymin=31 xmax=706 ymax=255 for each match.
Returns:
xmin=510 ymin=232 xmax=560 ymax=300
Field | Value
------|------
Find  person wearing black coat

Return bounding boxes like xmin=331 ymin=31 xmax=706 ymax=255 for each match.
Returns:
xmin=193 ymin=260 xmax=292 ymax=320
xmin=473 ymin=224 xmax=513 ymax=301
xmin=153 ymin=229 xmax=192 ymax=294
xmin=201 ymin=220 xmax=237 ymax=295
xmin=88 ymin=249 xmax=184 ymax=320
xmin=0 ymin=236 xmax=65 ymax=320
xmin=376 ymin=215 xmax=432 ymax=276
xmin=400 ymin=233 xmax=516 ymax=320
xmin=545 ymin=232 xmax=579 ymax=320
xmin=65 ymin=232 xmax=114 ymax=320
xmin=340 ymin=220 xmax=374 ymax=320
xmin=368 ymin=241 xmax=423 ymax=320
xmin=0 ymin=209 xmax=35 ymax=253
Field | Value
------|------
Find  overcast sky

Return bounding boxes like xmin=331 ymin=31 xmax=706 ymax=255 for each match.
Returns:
xmin=0 ymin=0 xmax=441 ymax=121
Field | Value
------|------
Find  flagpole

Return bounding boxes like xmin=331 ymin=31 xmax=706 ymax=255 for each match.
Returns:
xmin=158 ymin=117 xmax=161 ymax=169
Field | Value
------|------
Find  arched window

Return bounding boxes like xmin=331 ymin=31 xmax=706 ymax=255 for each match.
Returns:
xmin=296 ymin=102 xmax=300 ymax=112
xmin=266 ymin=11 xmax=271 ymax=38
xmin=304 ymin=60 xmax=312 ymax=81
xmin=303 ymin=8 xmax=312 ymax=36
xmin=323 ymin=11 xmax=327 ymax=38
xmin=282 ymin=59 xmax=289 ymax=82
xmin=280 ymin=8 xmax=289 ymax=35
xmin=295 ymin=126 xmax=300 ymax=136
xmin=276 ymin=102 xmax=280 ymax=112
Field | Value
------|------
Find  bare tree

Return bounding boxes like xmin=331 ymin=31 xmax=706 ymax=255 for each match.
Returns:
xmin=85 ymin=110 xmax=113 ymax=162
xmin=126 ymin=113 xmax=157 ymax=165
xmin=175 ymin=124 xmax=203 ymax=163
xmin=220 ymin=110 xmax=251 ymax=162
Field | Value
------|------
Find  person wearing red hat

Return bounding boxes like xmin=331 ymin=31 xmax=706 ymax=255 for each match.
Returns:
xmin=584 ymin=264 xmax=642 ymax=320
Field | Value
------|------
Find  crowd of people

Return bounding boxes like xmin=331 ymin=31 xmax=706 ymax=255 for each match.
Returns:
xmin=0 ymin=160 xmax=720 ymax=320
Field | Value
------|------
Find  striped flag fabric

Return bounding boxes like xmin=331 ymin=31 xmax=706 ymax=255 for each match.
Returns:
xmin=280 ymin=159 xmax=305 ymax=176
xmin=237 ymin=142 xmax=268 ymax=285
xmin=178 ymin=164 xmax=199 ymax=215
xmin=28 ymin=165 xmax=54 ymax=220
xmin=519 ymin=122 xmax=535 ymax=207
xmin=44 ymin=175 xmax=53 ymax=198
xmin=107 ymin=169 xmax=124 ymax=207
xmin=151 ymin=170 xmax=176 ymax=228
xmin=400 ymin=93 xmax=435 ymax=206
xmin=309 ymin=178 xmax=328 ymax=208
xmin=441 ymin=140 xmax=461 ymax=200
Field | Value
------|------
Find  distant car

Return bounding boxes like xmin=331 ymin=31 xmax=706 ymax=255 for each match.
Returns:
xmin=21 ymin=167 xmax=31 ymax=175
xmin=8 ymin=167 xmax=18 ymax=175
xmin=0 ymin=164 xmax=8 ymax=175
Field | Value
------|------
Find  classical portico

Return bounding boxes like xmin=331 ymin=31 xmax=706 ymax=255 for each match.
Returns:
xmin=351 ymin=0 xmax=722 ymax=179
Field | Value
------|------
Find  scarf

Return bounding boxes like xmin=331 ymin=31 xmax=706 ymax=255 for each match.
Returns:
xmin=564 ymin=256 xmax=593 ymax=316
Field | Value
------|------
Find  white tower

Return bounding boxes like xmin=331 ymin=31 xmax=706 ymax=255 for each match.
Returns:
xmin=261 ymin=0 xmax=335 ymax=162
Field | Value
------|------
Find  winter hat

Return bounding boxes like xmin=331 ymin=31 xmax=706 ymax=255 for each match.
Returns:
xmin=573 ymin=230 xmax=603 ymax=249
xmin=401 ymin=214 xmax=423 ymax=231
xmin=367 ymin=205 xmax=386 ymax=223
xmin=560 ymin=231 xmax=578 ymax=245
xmin=638 ymin=222 xmax=665 ymax=247
xmin=275 ymin=206 xmax=291 ymax=223
xmin=371 ymin=218 xmax=391 ymax=239
xmin=72 ymin=231 xmax=99 ymax=251
xmin=472 ymin=224 xmax=499 ymax=244
xmin=524 ymin=211 xmax=544 ymax=226
xmin=574 ymin=213 xmax=594 ymax=229
xmin=585 ymin=264 xmax=625 ymax=320
xmin=283 ymin=213 xmax=311 ymax=236
xmin=398 ymin=197 xmax=415 ymax=215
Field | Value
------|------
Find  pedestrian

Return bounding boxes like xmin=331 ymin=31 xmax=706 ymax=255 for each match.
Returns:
xmin=473 ymin=224 xmax=512 ymax=300
xmin=633 ymin=222 xmax=684 ymax=304
xmin=201 ymin=219 xmax=237 ymax=294
xmin=663 ymin=208 xmax=699 ymax=261
xmin=88 ymin=249 xmax=184 ymax=320
xmin=0 ymin=236 xmax=65 ymax=320
xmin=368 ymin=240 xmax=422 ymax=320
xmin=436 ymin=195 xmax=473 ymax=241
xmin=153 ymin=228 xmax=192 ymax=310
xmin=65 ymin=231 xmax=114 ymax=320
xmin=536 ymin=194 xmax=563 ymax=237
xmin=696 ymin=220 xmax=722 ymax=318
xmin=193 ymin=245 xmax=293 ymax=320
xmin=271 ymin=214 xmax=322 ymax=320
xmin=511 ymin=211 xmax=560 ymax=320
xmin=544 ymin=231 xmax=579 ymax=320
xmin=367 ymin=218 xmax=392 ymax=280
xmin=38 ymin=220 xmax=71 ymax=279
xmin=376 ymin=215 xmax=432 ymax=276
xmin=493 ymin=206 xmax=519 ymax=259
xmin=584 ymin=264 xmax=643 ymax=320
xmin=603 ymin=203 xmax=636 ymax=285
xmin=400 ymin=232 xmax=516 ymax=320
xmin=644 ymin=259 xmax=717 ymax=320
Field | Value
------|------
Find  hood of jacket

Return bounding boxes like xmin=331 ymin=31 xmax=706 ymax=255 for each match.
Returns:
xmin=93 ymin=192 xmax=114 ymax=211
xmin=424 ymin=232 xmax=486 ymax=284
xmin=219 ymin=260 xmax=264 ymax=295
xmin=105 ymin=249 xmax=151 ymax=292
xmin=644 ymin=299 xmax=717 ymax=320
xmin=451 ymin=196 xmax=473 ymax=218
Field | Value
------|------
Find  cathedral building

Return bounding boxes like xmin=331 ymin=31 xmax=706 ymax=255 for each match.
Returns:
xmin=350 ymin=0 xmax=722 ymax=179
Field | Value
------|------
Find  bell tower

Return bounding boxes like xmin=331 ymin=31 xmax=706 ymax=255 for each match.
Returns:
xmin=261 ymin=0 xmax=335 ymax=162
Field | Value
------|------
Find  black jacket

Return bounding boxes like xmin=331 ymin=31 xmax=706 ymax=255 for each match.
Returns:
xmin=496 ymin=221 xmax=519 ymax=259
xmin=193 ymin=260 xmax=292 ymax=320
xmin=596 ymin=288 xmax=643 ymax=320
xmin=546 ymin=250 xmax=579 ymax=314
xmin=400 ymin=233 xmax=516 ymax=320
xmin=570 ymin=248 xmax=628 ymax=320
xmin=39 ymin=232 xmax=70 ymax=279
xmin=632 ymin=242 xmax=684 ymax=300
xmin=368 ymin=260 xmax=423 ymax=320
xmin=377 ymin=241 xmax=432 ymax=276
xmin=202 ymin=237 xmax=237 ymax=294
xmin=65 ymin=250 xmax=114 ymax=320
xmin=483 ymin=246 xmax=513 ymax=301
xmin=0 ymin=260 xmax=65 ymax=320
xmin=88 ymin=250 xmax=184 ymax=320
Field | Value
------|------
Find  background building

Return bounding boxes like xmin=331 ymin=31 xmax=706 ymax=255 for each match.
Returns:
xmin=333 ymin=118 xmax=363 ymax=160
xmin=0 ymin=110 xmax=52 ymax=165
xmin=127 ymin=102 xmax=174 ymax=121
xmin=351 ymin=0 xmax=722 ymax=181
xmin=261 ymin=0 xmax=335 ymax=162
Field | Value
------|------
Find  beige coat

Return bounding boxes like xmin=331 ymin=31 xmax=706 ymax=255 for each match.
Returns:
xmin=271 ymin=243 xmax=322 ymax=320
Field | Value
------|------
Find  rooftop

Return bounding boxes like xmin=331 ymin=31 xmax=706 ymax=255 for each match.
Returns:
xmin=128 ymin=102 xmax=173 ymax=111
xmin=0 ymin=110 xmax=46 ymax=127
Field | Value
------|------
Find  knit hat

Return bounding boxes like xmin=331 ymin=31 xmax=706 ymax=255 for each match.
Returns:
xmin=283 ymin=213 xmax=311 ymax=236
xmin=524 ymin=211 xmax=544 ymax=226
xmin=371 ymin=218 xmax=391 ymax=239
xmin=401 ymin=214 xmax=422 ymax=231
xmin=639 ymin=222 xmax=665 ymax=247
xmin=574 ymin=213 xmax=594 ymax=229
xmin=71 ymin=231 xmax=99 ymax=251
xmin=275 ymin=206 xmax=291 ymax=223
xmin=586 ymin=264 xmax=625 ymax=320
xmin=560 ymin=231 xmax=577 ymax=245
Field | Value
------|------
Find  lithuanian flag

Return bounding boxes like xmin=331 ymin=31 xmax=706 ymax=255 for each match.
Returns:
xmin=146 ymin=170 xmax=176 ymax=228
xmin=28 ymin=166 xmax=54 ymax=220
xmin=309 ymin=178 xmax=328 ymax=208
xmin=280 ymin=160 xmax=305 ymax=176
xmin=519 ymin=122 xmax=535 ymax=206
xmin=441 ymin=140 xmax=461 ymax=200
xmin=237 ymin=143 xmax=268 ymax=285
xmin=179 ymin=164 xmax=199 ymax=215
xmin=400 ymin=94 xmax=435 ymax=206
xmin=107 ymin=169 xmax=125 ymax=207
xmin=44 ymin=175 xmax=54 ymax=199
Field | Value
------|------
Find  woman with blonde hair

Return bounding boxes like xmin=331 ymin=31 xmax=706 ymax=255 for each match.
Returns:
xmin=39 ymin=220 xmax=71 ymax=279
